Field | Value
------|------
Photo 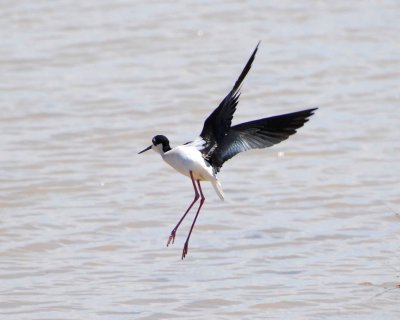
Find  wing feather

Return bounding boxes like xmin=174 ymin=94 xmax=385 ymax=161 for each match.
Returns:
xmin=210 ymin=108 xmax=318 ymax=172
xmin=200 ymin=42 xmax=260 ymax=158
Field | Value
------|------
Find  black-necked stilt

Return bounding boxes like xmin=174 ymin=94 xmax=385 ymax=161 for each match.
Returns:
xmin=139 ymin=43 xmax=317 ymax=259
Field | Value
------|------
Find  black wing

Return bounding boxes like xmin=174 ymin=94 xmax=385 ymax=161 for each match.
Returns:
xmin=210 ymin=108 xmax=318 ymax=172
xmin=199 ymin=42 xmax=260 ymax=158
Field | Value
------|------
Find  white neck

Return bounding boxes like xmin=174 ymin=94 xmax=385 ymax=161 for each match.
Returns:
xmin=152 ymin=144 xmax=165 ymax=156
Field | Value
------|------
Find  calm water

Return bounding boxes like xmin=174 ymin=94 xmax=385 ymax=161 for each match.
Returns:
xmin=1 ymin=1 xmax=400 ymax=319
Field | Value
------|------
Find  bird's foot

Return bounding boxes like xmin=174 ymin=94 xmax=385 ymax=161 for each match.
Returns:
xmin=167 ymin=230 xmax=176 ymax=247
xmin=181 ymin=242 xmax=189 ymax=260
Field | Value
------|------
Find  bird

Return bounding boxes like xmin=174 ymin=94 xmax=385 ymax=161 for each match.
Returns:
xmin=139 ymin=42 xmax=317 ymax=259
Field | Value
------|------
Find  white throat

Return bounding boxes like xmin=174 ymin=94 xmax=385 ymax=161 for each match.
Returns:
xmin=152 ymin=144 xmax=165 ymax=155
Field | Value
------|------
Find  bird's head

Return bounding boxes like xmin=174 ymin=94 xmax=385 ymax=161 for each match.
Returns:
xmin=138 ymin=135 xmax=171 ymax=155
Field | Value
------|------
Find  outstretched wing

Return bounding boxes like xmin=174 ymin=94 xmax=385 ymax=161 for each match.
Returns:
xmin=199 ymin=42 xmax=260 ymax=158
xmin=210 ymin=108 xmax=318 ymax=172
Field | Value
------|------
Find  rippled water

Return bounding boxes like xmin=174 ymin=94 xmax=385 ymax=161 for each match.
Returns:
xmin=1 ymin=1 xmax=400 ymax=319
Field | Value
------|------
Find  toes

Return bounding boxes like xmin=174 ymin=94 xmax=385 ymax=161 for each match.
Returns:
xmin=166 ymin=232 xmax=176 ymax=247
xmin=181 ymin=243 xmax=189 ymax=260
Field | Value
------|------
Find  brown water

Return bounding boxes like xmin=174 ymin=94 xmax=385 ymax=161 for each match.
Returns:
xmin=1 ymin=1 xmax=400 ymax=319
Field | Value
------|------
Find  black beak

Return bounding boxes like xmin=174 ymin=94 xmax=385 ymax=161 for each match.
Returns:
xmin=138 ymin=145 xmax=152 ymax=154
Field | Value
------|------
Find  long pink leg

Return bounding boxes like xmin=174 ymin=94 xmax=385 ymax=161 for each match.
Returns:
xmin=182 ymin=180 xmax=205 ymax=260
xmin=167 ymin=171 xmax=199 ymax=246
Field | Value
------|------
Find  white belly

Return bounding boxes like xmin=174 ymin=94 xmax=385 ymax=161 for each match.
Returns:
xmin=162 ymin=145 xmax=215 ymax=181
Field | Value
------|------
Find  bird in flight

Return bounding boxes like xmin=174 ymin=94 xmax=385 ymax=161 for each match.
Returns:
xmin=139 ymin=42 xmax=317 ymax=259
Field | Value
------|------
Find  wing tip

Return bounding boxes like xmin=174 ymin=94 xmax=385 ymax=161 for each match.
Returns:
xmin=232 ymin=42 xmax=261 ymax=93
xmin=309 ymin=107 xmax=318 ymax=114
xmin=295 ymin=107 xmax=318 ymax=120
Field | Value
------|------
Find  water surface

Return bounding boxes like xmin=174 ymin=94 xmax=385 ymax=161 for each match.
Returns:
xmin=1 ymin=1 xmax=400 ymax=319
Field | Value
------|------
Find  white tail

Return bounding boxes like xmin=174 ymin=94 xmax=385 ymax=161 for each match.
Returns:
xmin=211 ymin=179 xmax=224 ymax=201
